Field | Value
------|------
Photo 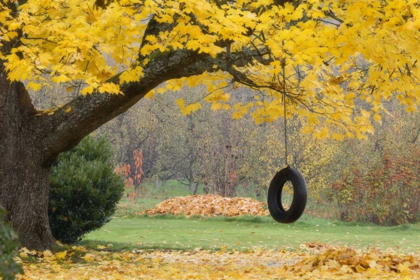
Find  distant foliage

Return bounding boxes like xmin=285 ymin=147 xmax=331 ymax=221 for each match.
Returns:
xmin=328 ymin=146 xmax=420 ymax=225
xmin=0 ymin=208 xmax=23 ymax=280
xmin=48 ymin=136 xmax=125 ymax=244
xmin=114 ymin=148 xmax=144 ymax=202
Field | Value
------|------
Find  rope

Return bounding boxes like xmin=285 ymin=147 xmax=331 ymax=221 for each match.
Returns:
xmin=283 ymin=95 xmax=288 ymax=166
xmin=281 ymin=59 xmax=289 ymax=166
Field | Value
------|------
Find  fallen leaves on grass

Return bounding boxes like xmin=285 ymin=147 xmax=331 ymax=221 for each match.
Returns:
xmin=292 ymin=242 xmax=420 ymax=278
xmin=139 ymin=194 xmax=269 ymax=217
xmin=16 ymin=244 xmax=420 ymax=279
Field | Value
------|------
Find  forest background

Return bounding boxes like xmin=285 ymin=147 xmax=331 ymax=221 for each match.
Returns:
xmin=32 ymin=83 xmax=420 ymax=226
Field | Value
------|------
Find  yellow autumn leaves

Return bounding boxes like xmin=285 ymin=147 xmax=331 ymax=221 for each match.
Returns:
xmin=2 ymin=0 xmax=420 ymax=139
xmin=140 ymin=194 xmax=269 ymax=217
xmin=1 ymin=0 xmax=149 ymax=94
xmin=16 ymin=244 xmax=420 ymax=279
xmin=0 ymin=0 xmax=259 ymax=93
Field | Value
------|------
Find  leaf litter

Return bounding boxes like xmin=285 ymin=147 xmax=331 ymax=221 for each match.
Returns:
xmin=139 ymin=194 xmax=269 ymax=217
xmin=17 ymin=242 xmax=420 ymax=279
xmin=17 ymin=197 xmax=420 ymax=279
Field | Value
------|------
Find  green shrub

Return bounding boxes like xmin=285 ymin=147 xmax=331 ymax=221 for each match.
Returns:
xmin=48 ymin=136 xmax=125 ymax=244
xmin=0 ymin=208 xmax=23 ymax=280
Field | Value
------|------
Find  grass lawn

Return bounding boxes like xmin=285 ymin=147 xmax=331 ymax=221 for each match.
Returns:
xmin=83 ymin=213 xmax=420 ymax=253
xmin=83 ymin=184 xmax=420 ymax=253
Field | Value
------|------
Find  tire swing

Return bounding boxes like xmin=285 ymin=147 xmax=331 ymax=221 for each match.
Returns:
xmin=267 ymin=165 xmax=307 ymax=223
xmin=267 ymin=63 xmax=308 ymax=223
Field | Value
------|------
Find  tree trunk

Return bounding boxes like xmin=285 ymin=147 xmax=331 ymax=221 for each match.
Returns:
xmin=188 ymin=169 xmax=198 ymax=195
xmin=189 ymin=182 xmax=198 ymax=195
xmin=161 ymin=177 xmax=167 ymax=191
xmin=154 ymin=177 xmax=160 ymax=189
xmin=0 ymin=161 xmax=56 ymax=251
xmin=0 ymin=69 xmax=56 ymax=250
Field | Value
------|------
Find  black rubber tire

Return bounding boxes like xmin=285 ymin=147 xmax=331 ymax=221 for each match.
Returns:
xmin=267 ymin=166 xmax=307 ymax=223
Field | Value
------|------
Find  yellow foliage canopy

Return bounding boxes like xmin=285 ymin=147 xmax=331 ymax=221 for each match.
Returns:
xmin=2 ymin=0 xmax=420 ymax=138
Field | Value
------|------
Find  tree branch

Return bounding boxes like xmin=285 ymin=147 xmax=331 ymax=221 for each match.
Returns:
xmin=35 ymin=49 xmax=214 ymax=166
xmin=30 ymin=43 xmax=265 ymax=167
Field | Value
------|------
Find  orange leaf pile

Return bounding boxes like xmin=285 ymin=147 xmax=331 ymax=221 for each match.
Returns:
xmin=139 ymin=194 xmax=269 ymax=217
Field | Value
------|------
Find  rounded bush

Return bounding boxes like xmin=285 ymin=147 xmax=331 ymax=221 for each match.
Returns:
xmin=0 ymin=208 xmax=23 ymax=280
xmin=48 ymin=136 xmax=125 ymax=244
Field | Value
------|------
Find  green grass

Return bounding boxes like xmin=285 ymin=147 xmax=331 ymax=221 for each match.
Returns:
xmin=93 ymin=182 xmax=419 ymax=253
xmin=116 ymin=198 xmax=161 ymax=216
xmin=83 ymin=213 xmax=420 ymax=253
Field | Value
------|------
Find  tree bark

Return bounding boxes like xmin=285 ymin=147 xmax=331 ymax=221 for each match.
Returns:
xmin=162 ymin=179 xmax=167 ymax=191
xmin=189 ymin=181 xmax=198 ymax=195
xmin=154 ymin=177 xmax=160 ymax=189
xmin=188 ymin=165 xmax=198 ymax=195
xmin=0 ymin=65 xmax=56 ymax=250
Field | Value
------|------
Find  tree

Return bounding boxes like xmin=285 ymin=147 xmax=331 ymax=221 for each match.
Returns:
xmin=1 ymin=0 xmax=420 ymax=250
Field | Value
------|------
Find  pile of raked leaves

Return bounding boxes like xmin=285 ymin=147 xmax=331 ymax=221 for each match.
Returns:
xmin=139 ymin=194 xmax=269 ymax=217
